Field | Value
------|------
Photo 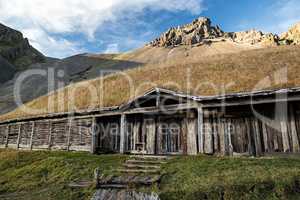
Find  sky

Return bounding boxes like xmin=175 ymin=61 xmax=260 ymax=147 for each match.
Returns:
xmin=0 ymin=0 xmax=299 ymax=59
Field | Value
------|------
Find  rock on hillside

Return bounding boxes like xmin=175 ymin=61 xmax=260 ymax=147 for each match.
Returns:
xmin=281 ymin=22 xmax=300 ymax=45
xmin=0 ymin=23 xmax=45 ymax=71
xmin=0 ymin=55 xmax=16 ymax=83
xmin=149 ymin=17 xmax=224 ymax=47
xmin=230 ymin=30 xmax=279 ymax=46
xmin=149 ymin=17 xmax=284 ymax=47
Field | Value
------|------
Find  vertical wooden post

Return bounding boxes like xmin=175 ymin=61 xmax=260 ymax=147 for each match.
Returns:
xmin=212 ymin=112 xmax=219 ymax=153
xmin=280 ymin=117 xmax=290 ymax=153
xmin=67 ymin=118 xmax=73 ymax=151
xmin=48 ymin=121 xmax=53 ymax=150
xmin=5 ymin=125 xmax=10 ymax=148
xmin=187 ymin=116 xmax=198 ymax=155
xmin=91 ymin=117 xmax=97 ymax=154
xmin=289 ymin=105 xmax=300 ymax=152
xmin=219 ymin=118 xmax=226 ymax=156
xmin=204 ymin=117 xmax=213 ymax=154
xmin=30 ymin=122 xmax=35 ymax=150
xmin=197 ymin=106 xmax=204 ymax=154
xmin=227 ymin=119 xmax=233 ymax=156
xmin=253 ymin=119 xmax=262 ymax=156
xmin=262 ymin=123 xmax=269 ymax=153
xmin=119 ymin=114 xmax=126 ymax=154
xmin=16 ymin=124 xmax=22 ymax=149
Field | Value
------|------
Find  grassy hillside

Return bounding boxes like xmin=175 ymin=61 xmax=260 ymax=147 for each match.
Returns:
xmin=1 ymin=150 xmax=300 ymax=200
xmin=1 ymin=45 xmax=300 ymax=121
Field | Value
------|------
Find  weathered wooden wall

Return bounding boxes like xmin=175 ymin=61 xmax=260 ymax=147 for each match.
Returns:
xmin=0 ymin=118 xmax=93 ymax=152
xmin=203 ymin=104 xmax=300 ymax=156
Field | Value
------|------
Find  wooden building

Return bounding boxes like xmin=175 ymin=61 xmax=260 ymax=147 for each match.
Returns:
xmin=1 ymin=87 xmax=300 ymax=156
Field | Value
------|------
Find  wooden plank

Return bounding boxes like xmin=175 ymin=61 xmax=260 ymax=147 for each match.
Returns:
xmin=280 ymin=116 xmax=291 ymax=153
xmin=212 ymin=113 xmax=219 ymax=153
xmin=253 ymin=119 xmax=262 ymax=156
xmin=119 ymin=114 xmax=126 ymax=154
xmin=16 ymin=124 xmax=22 ymax=149
xmin=204 ymin=118 xmax=213 ymax=154
xmin=67 ymin=118 xmax=73 ymax=151
xmin=5 ymin=125 xmax=10 ymax=148
xmin=48 ymin=121 xmax=53 ymax=149
xmin=289 ymin=105 xmax=300 ymax=152
xmin=219 ymin=118 xmax=226 ymax=155
xmin=245 ymin=118 xmax=254 ymax=156
xmin=197 ymin=107 xmax=204 ymax=154
xmin=91 ymin=117 xmax=97 ymax=154
xmin=262 ymin=123 xmax=269 ymax=153
xmin=29 ymin=122 xmax=35 ymax=150
xmin=145 ymin=118 xmax=156 ymax=155
xmin=227 ymin=119 xmax=233 ymax=156
xmin=187 ymin=117 xmax=198 ymax=155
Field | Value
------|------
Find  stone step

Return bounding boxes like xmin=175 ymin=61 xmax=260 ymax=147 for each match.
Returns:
xmin=126 ymin=159 xmax=167 ymax=165
xmin=68 ymin=181 xmax=93 ymax=188
xmin=116 ymin=169 xmax=160 ymax=174
xmin=130 ymin=155 xmax=170 ymax=161
xmin=123 ymin=163 xmax=161 ymax=170
xmin=99 ymin=175 xmax=161 ymax=186
xmin=98 ymin=184 xmax=127 ymax=189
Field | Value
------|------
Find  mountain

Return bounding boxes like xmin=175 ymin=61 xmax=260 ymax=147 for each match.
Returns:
xmin=1 ymin=17 xmax=300 ymax=117
xmin=148 ymin=17 xmax=284 ymax=48
xmin=281 ymin=22 xmax=300 ymax=45
xmin=0 ymin=23 xmax=45 ymax=73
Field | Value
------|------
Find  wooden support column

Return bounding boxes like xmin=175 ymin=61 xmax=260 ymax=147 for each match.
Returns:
xmin=245 ymin=118 xmax=254 ymax=156
xmin=253 ymin=119 xmax=262 ymax=156
xmin=203 ymin=117 xmax=213 ymax=154
xmin=262 ymin=123 xmax=269 ymax=153
xmin=119 ymin=114 xmax=126 ymax=154
xmin=30 ymin=122 xmax=35 ymax=150
xmin=187 ymin=116 xmax=198 ymax=155
xmin=197 ymin=106 xmax=204 ymax=154
xmin=219 ymin=118 xmax=226 ymax=156
xmin=16 ymin=124 xmax=22 ymax=149
xmin=91 ymin=117 xmax=97 ymax=154
xmin=227 ymin=119 xmax=233 ymax=156
xmin=289 ymin=105 xmax=300 ymax=152
xmin=48 ymin=121 xmax=53 ymax=150
xmin=67 ymin=118 xmax=73 ymax=151
xmin=280 ymin=117 xmax=290 ymax=153
xmin=5 ymin=125 xmax=10 ymax=148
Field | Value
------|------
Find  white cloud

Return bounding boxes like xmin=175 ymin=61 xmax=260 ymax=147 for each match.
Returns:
xmin=0 ymin=0 xmax=204 ymax=58
xmin=22 ymin=28 xmax=86 ymax=58
xmin=261 ymin=0 xmax=300 ymax=34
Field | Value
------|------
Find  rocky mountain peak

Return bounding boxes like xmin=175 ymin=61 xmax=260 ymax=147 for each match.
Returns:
xmin=149 ymin=17 xmax=224 ymax=47
xmin=0 ymin=23 xmax=45 ymax=71
xmin=149 ymin=17 xmax=300 ymax=48
xmin=281 ymin=22 xmax=300 ymax=45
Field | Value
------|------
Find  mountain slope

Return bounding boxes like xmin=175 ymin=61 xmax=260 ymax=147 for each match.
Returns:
xmin=1 ymin=45 xmax=300 ymax=121
xmin=1 ymin=17 xmax=300 ymax=118
xmin=0 ymin=23 xmax=45 ymax=73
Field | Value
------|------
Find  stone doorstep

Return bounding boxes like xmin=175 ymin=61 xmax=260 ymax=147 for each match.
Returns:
xmin=129 ymin=155 xmax=171 ymax=161
xmin=123 ymin=163 xmax=161 ymax=170
xmin=125 ymin=160 xmax=167 ymax=165
xmin=116 ymin=169 xmax=160 ymax=174
xmin=99 ymin=175 xmax=161 ymax=186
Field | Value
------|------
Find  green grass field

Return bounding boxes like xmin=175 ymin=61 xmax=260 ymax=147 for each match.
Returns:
xmin=0 ymin=149 xmax=300 ymax=200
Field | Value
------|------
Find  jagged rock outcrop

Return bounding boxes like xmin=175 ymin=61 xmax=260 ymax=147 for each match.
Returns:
xmin=149 ymin=17 xmax=287 ymax=48
xmin=231 ymin=30 xmax=279 ymax=46
xmin=149 ymin=17 xmax=224 ymax=47
xmin=281 ymin=22 xmax=300 ymax=45
xmin=0 ymin=23 xmax=45 ymax=70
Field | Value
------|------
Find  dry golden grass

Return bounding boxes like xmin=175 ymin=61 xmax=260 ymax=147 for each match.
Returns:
xmin=1 ymin=45 xmax=300 ymax=121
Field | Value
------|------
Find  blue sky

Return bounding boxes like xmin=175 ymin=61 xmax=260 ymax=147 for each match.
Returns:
xmin=0 ymin=0 xmax=299 ymax=58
